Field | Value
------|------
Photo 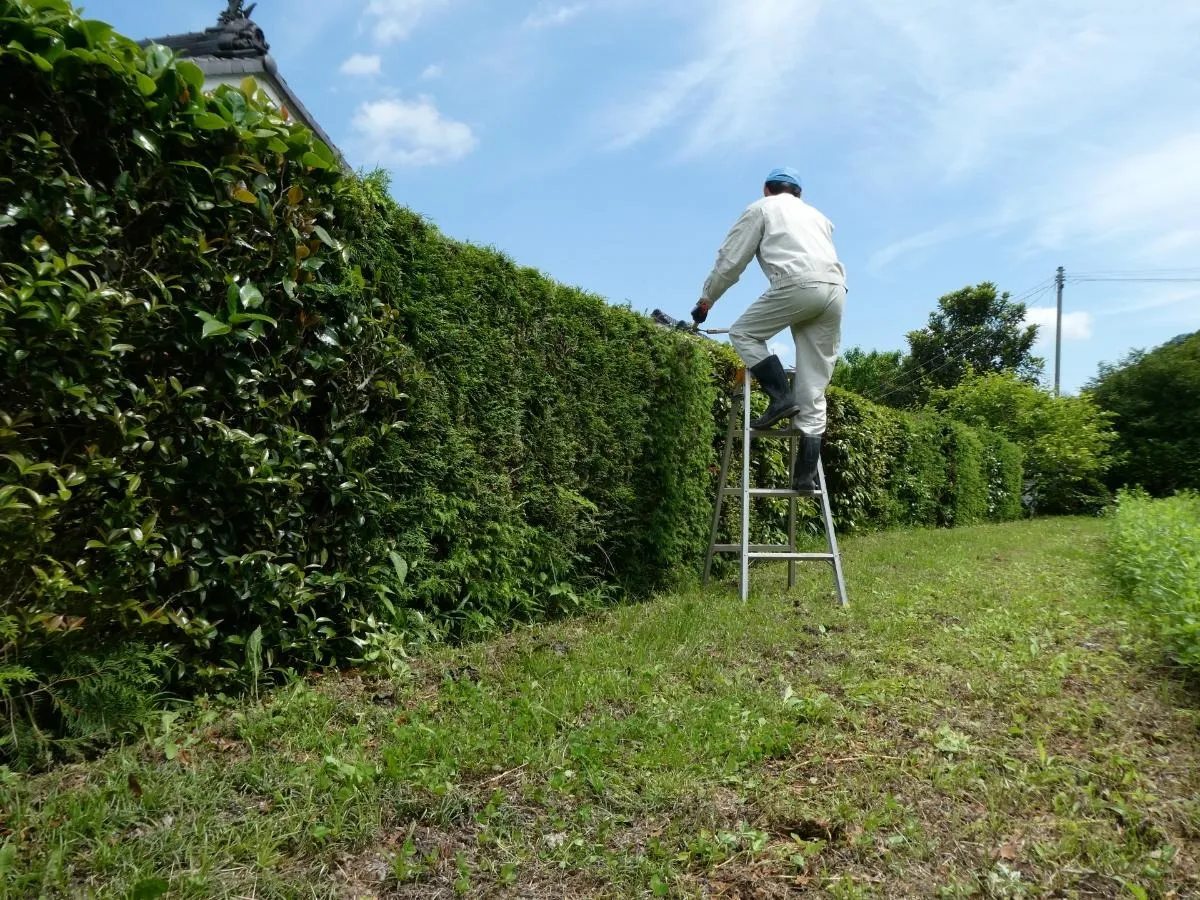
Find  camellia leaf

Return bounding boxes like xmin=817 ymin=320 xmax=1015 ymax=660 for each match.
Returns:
xmin=196 ymin=311 xmax=232 ymax=338
xmin=313 ymin=226 xmax=340 ymax=250
xmin=239 ymin=283 xmax=264 ymax=309
xmin=192 ymin=112 xmax=228 ymax=130
xmin=232 ymin=188 xmax=257 ymax=205
xmin=135 ymin=72 xmax=156 ymax=96
xmin=142 ymin=43 xmax=173 ymax=74
xmin=228 ymin=312 xmax=278 ymax=326
xmin=177 ymin=60 xmax=204 ymax=92
xmin=287 ymin=185 xmax=303 ymax=206
xmin=131 ymin=129 xmax=159 ymax=155
xmin=79 ymin=19 xmax=114 ymax=48
xmin=311 ymin=141 xmax=335 ymax=165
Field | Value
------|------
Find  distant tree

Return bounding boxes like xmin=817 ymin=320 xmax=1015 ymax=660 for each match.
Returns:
xmin=932 ymin=372 xmax=1115 ymax=514
xmin=831 ymin=347 xmax=906 ymax=405
xmin=1085 ymin=331 xmax=1200 ymax=495
xmin=905 ymin=283 xmax=1044 ymax=404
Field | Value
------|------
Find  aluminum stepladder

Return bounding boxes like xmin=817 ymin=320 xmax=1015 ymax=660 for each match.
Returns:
xmin=702 ymin=368 xmax=849 ymax=606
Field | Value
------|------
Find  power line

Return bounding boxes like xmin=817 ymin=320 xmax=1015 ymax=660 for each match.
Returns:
xmin=1065 ymin=267 xmax=1200 ymax=277
xmin=1068 ymin=276 xmax=1200 ymax=284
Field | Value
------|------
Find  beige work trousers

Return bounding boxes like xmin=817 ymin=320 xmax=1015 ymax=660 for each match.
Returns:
xmin=728 ymin=280 xmax=845 ymax=436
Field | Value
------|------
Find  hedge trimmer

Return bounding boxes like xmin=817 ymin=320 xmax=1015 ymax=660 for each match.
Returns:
xmin=650 ymin=309 xmax=729 ymax=336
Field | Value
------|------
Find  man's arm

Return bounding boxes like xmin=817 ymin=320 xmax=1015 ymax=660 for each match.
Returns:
xmin=700 ymin=205 xmax=764 ymax=307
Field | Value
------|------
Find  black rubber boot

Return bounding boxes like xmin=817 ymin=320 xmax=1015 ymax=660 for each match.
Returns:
xmin=749 ymin=355 xmax=801 ymax=429
xmin=792 ymin=434 xmax=823 ymax=493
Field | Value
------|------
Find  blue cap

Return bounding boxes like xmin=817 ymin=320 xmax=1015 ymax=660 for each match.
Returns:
xmin=765 ymin=167 xmax=802 ymax=188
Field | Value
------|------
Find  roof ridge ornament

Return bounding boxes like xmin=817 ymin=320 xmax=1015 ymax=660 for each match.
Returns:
xmin=218 ymin=1 xmax=258 ymax=26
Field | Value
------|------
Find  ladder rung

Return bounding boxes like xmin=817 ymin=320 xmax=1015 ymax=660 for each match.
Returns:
xmin=748 ymin=552 xmax=836 ymax=561
xmin=730 ymin=487 xmax=822 ymax=497
xmin=748 ymin=432 xmax=804 ymax=440
xmin=712 ymin=543 xmax=793 ymax=553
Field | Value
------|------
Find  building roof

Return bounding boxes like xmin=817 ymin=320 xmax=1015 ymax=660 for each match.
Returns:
xmin=140 ymin=1 xmax=346 ymax=168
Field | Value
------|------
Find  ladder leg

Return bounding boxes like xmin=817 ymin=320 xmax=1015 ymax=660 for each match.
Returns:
xmin=817 ymin=457 xmax=849 ymax=607
xmin=703 ymin=393 xmax=741 ymax=585
xmin=787 ymin=430 xmax=797 ymax=590
xmin=740 ymin=373 xmax=751 ymax=602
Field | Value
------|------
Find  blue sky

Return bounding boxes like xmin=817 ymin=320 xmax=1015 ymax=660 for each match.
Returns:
xmin=90 ymin=0 xmax=1200 ymax=393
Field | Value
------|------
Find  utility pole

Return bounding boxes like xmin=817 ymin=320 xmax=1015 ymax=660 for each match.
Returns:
xmin=1054 ymin=266 xmax=1064 ymax=396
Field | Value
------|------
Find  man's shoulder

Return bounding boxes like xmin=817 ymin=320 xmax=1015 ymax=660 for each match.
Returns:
xmin=795 ymin=198 xmax=834 ymax=228
xmin=742 ymin=197 xmax=772 ymax=215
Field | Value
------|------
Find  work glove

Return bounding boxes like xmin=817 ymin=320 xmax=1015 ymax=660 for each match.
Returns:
xmin=691 ymin=301 xmax=710 ymax=325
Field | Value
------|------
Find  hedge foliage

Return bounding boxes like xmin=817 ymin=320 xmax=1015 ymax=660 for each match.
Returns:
xmin=932 ymin=372 xmax=1114 ymax=514
xmin=1 ymin=0 xmax=1025 ymax=764
xmin=1107 ymin=491 xmax=1200 ymax=674
xmin=0 ymin=0 xmax=714 ymax=764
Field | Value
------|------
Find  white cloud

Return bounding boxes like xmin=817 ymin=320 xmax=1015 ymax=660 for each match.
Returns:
xmin=524 ymin=3 xmax=586 ymax=28
xmin=363 ymin=0 xmax=449 ymax=46
xmin=339 ymin=54 xmax=382 ymax=76
xmin=872 ymin=126 xmax=1200 ymax=273
xmin=869 ymin=222 xmax=982 ymax=272
xmin=1091 ymin=288 xmax=1200 ymax=319
xmin=1025 ymin=307 xmax=1094 ymax=341
xmin=1026 ymin=129 xmax=1200 ymax=258
xmin=420 ymin=63 xmax=444 ymax=81
xmin=352 ymin=97 xmax=477 ymax=166
xmin=601 ymin=0 xmax=820 ymax=156
xmin=603 ymin=0 xmax=1200 ymax=185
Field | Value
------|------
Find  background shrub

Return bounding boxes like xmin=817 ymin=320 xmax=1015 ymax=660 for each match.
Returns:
xmin=1107 ymin=491 xmax=1200 ymax=674
xmin=932 ymin=372 xmax=1114 ymax=514
xmin=1087 ymin=332 xmax=1200 ymax=497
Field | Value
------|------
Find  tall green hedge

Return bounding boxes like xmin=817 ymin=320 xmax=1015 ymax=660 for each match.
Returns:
xmin=0 ymin=0 xmax=714 ymax=763
xmin=0 ymin=0 xmax=1024 ymax=764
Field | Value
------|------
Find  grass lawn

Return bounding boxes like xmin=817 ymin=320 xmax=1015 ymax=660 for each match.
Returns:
xmin=3 ymin=518 xmax=1199 ymax=898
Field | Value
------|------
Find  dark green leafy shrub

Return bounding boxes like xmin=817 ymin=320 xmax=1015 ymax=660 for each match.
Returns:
xmin=1087 ymin=332 xmax=1200 ymax=496
xmin=0 ymin=0 xmax=715 ymax=762
xmin=823 ymin=388 xmax=896 ymax=531
xmin=1107 ymin=491 xmax=1200 ymax=673
xmin=0 ymin=0 xmax=397 ymax=760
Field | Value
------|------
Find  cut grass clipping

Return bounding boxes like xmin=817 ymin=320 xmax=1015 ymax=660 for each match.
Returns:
xmin=3 ymin=518 xmax=1199 ymax=898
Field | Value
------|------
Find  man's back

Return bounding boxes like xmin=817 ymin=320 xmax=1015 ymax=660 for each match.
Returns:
xmin=752 ymin=194 xmax=845 ymax=288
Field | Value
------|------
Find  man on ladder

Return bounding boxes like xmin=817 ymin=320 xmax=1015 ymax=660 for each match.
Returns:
xmin=691 ymin=167 xmax=846 ymax=492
